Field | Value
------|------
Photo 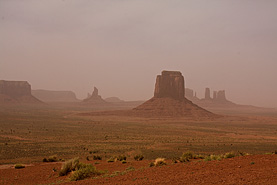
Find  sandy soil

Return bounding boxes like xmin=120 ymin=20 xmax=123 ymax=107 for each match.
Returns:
xmin=0 ymin=154 xmax=276 ymax=185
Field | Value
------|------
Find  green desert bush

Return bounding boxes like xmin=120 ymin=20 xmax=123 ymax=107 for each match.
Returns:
xmin=59 ymin=158 xmax=102 ymax=181
xmin=179 ymin=151 xmax=194 ymax=162
xmin=59 ymin=158 xmax=80 ymax=176
xmin=14 ymin=164 xmax=25 ymax=169
xmin=134 ymin=154 xmax=144 ymax=161
xmin=70 ymin=164 xmax=101 ymax=181
xmin=121 ymin=160 xmax=127 ymax=164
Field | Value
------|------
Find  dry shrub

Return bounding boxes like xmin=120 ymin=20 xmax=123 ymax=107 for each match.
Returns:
xmin=70 ymin=164 xmax=102 ymax=181
xmin=59 ymin=158 xmax=102 ymax=181
xmin=179 ymin=151 xmax=194 ymax=162
xmin=59 ymin=158 xmax=80 ymax=176
xmin=150 ymin=158 xmax=166 ymax=167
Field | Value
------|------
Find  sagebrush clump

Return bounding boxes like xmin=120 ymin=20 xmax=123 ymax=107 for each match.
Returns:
xmin=70 ymin=164 xmax=102 ymax=181
xmin=179 ymin=151 xmax=194 ymax=162
xmin=59 ymin=158 xmax=102 ymax=181
xmin=59 ymin=158 xmax=80 ymax=176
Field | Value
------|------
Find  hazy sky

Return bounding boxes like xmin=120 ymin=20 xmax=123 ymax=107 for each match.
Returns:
xmin=1 ymin=0 xmax=277 ymax=107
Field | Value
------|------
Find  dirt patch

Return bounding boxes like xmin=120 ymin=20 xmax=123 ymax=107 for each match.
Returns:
xmin=0 ymin=155 xmax=276 ymax=184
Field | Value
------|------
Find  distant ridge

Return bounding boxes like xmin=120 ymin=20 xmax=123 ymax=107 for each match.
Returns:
xmin=32 ymin=89 xmax=79 ymax=102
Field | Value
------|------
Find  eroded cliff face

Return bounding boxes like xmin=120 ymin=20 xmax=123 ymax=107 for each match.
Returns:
xmin=154 ymin=71 xmax=185 ymax=100
xmin=0 ymin=80 xmax=43 ymax=104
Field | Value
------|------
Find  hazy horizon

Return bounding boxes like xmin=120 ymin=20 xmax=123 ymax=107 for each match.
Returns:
xmin=1 ymin=0 xmax=277 ymax=108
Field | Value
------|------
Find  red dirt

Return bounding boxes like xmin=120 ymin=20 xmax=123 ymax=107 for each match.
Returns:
xmin=1 ymin=154 xmax=276 ymax=185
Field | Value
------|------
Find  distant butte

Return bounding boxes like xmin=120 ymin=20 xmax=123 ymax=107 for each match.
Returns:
xmin=132 ymin=71 xmax=215 ymax=117
xmin=82 ymin=87 xmax=109 ymax=105
xmin=0 ymin=80 xmax=43 ymax=105
xmin=186 ymin=87 xmax=236 ymax=108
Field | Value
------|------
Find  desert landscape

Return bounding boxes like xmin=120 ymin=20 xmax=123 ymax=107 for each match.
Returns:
xmin=1 ymin=1 xmax=277 ymax=184
xmin=1 ymin=71 xmax=277 ymax=184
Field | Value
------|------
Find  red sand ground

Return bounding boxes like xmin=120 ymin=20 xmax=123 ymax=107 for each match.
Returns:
xmin=1 ymin=154 xmax=276 ymax=185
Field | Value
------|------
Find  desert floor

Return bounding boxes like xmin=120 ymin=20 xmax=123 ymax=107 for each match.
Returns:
xmin=0 ymin=104 xmax=277 ymax=184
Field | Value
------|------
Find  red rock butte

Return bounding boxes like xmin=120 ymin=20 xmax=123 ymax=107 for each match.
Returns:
xmin=0 ymin=80 xmax=43 ymax=104
xmin=133 ymin=71 xmax=215 ymax=118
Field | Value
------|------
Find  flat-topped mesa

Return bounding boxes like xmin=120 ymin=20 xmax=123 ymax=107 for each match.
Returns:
xmin=154 ymin=71 xmax=184 ymax=100
xmin=0 ymin=80 xmax=43 ymax=104
xmin=0 ymin=80 xmax=31 ymax=97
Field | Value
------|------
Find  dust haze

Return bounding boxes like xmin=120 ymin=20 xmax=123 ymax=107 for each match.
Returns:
xmin=1 ymin=0 xmax=277 ymax=107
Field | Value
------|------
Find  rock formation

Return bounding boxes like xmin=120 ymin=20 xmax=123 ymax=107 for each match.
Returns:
xmin=133 ymin=71 xmax=214 ymax=117
xmin=205 ymin=88 xmax=211 ymax=100
xmin=0 ymin=80 xmax=43 ymax=104
xmin=213 ymin=91 xmax=217 ymax=100
xmin=32 ymin=90 xmax=79 ymax=102
xmin=216 ymin=90 xmax=227 ymax=102
xmin=186 ymin=87 xmax=235 ymax=108
xmin=83 ymin=87 xmax=108 ymax=105
xmin=154 ymin=71 xmax=184 ymax=100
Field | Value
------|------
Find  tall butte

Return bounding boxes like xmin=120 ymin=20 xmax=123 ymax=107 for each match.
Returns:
xmin=133 ymin=71 xmax=214 ymax=117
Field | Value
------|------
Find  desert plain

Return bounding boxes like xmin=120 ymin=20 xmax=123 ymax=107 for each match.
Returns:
xmin=0 ymin=101 xmax=277 ymax=184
